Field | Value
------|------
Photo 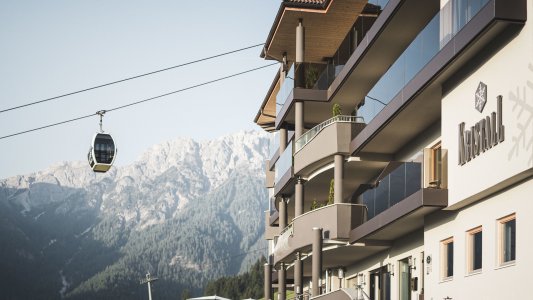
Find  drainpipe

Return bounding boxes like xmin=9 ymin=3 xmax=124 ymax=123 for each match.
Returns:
xmin=312 ymin=227 xmax=323 ymax=296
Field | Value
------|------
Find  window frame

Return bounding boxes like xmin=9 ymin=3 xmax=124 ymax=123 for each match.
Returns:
xmin=497 ymin=213 xmax=516 ymax=267
xmin=466 ymin=226 xmax=483 ymax=274
xmin=440 ymin=237 xmax=454 ymax=281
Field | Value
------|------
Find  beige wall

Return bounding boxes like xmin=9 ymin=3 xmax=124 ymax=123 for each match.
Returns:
xmin=424 ymin=177 xmax=533 ymax=299
xmin=441 ymin=0 xmax=533 ymax=208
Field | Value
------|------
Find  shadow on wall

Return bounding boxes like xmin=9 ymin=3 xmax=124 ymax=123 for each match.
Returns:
xmin=507 ymin=63 xmax=533 ymax=166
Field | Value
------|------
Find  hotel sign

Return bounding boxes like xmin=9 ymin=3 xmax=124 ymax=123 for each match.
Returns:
xmin=458 ymin=82 xmax=505 ymax=165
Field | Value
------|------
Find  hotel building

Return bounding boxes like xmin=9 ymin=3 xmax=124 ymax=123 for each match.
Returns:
xmin=254 ymin=0 xmax=529 ymax=299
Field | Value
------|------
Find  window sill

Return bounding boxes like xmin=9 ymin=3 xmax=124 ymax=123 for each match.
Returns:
xmin=495 ymin=261 xmax=516 ymax=270
xmin=465 ymin=269 xmax=482 ymax=277
xmin=439 ymin=276 xmax=453 ymax=283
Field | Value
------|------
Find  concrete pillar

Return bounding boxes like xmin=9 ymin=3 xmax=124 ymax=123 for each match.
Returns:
xmin=278 ymin=263 xmax=286 ymax=300
xmin=264 ymin=263 xmax=272 ymax=300
xmin=334 ymin=154 xmax=344 ymax=203
xmin=294 ymin=252 xmax=303 ymax=299
xmin=280 ymin=128 xmax=288 ymax=154
xmin=312 ymin=227 xmax=323 ymax=297
xmin=296 ymin=19 xmax=305 ymax=63
xmin=295 ymin=101 xmax=304 ymax=140
xmin=279 ymin=197 xmax=288 ymax=229
xmin=295 ymin=178 xmax=304 ymax=217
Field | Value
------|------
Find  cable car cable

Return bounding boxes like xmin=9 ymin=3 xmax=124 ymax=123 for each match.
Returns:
xmin=0 ymin=62 xmax=277 ymax=140
xmin=0 ymin=43 xmax=264 ymax=114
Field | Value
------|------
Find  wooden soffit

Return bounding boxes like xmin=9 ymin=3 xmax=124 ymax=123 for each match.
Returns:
xmin=264 ymin=0 xmax=368 ymax=63
xmin=254 ymin=70 xmax=280 ymax=132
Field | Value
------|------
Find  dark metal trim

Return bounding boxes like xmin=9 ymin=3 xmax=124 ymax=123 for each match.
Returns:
xmin=275 ymin=88 xmax=328 ymax=130
xmin=349 ymin=188 xmax=448 ymax=243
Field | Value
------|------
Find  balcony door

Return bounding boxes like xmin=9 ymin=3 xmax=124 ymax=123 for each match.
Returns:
xmin=399 ymin=258 xmax=412 ymax=300
xmin=369 ymin=266 xmax=390 ymax=300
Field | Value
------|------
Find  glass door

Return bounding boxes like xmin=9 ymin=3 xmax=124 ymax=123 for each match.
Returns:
xmin=399 ymin=258 xmax=412 ymax=300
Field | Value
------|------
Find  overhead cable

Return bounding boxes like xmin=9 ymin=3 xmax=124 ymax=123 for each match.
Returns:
xmin=0 ymin=43 xmax=265 ymax=114
xmin=0 ymin=63 xmax=278 ymax=140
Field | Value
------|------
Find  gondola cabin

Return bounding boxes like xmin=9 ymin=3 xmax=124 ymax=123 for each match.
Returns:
xmin=88 ymin=133 xmax=116 ymax=173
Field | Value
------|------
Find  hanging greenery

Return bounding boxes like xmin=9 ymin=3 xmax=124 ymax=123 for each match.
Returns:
xmin=332 ymin=103 xmax=342 ymax=117
xmin=328 ymin=178 xmax=335 ymax=205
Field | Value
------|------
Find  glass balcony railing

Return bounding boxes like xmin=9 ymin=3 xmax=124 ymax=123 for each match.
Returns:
xmin=276 ymin=64 xmax=294 ymax=116
xmin=362 ymin=148 xmax=447 ymax=220
xmin=363 ymin=162 xmax=421 ymax=219
xmin=368 ymin=0 xmax=390 ymax=8
xmin=269 ymin=131 xmax=280 ymax=160
xmin=275 ymin=141 xmax=293 ymax=184
xmin=294 ymin=115 xmax=364 ymax=153
xmin=276 ymin=63 xmax=333 ymax=116
xmin=359 ymin=0 xmax=489 ymax=124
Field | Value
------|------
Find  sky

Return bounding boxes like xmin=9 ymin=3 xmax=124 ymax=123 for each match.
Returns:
xmin=0 ymin=1 xmax=280 ymax=179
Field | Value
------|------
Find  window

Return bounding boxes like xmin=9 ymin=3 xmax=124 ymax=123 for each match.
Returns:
xmin=441 ymin=237 xmax=454 ymax=280
xmin=498 ymin=214 xmax=516 ymax=265
xmin=467 ymin=226 xmax=482 ymax=273
xmin=370 ymin=266 xmax=390 ymax=300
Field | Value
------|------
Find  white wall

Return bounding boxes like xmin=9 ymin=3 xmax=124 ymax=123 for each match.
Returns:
xmin=424 ymin=177 xmax=533 ymax=299
xmin=345 ymin=231 xmax=425 ymax=300
xmin=441 ymin=0 xmax=533 ymax=208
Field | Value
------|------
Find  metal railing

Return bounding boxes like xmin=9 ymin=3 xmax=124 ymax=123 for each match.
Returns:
xmin=294 ymin=115 xmax=364 ymax=153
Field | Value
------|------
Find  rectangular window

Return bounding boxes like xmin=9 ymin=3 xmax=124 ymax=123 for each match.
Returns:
xmin=498 ymin=214 xmax=516 ymax=265
xmin=467 ymin=226 xmax=482 ymax=273
xmin=441 ymin=237 xmax=454 ymax=280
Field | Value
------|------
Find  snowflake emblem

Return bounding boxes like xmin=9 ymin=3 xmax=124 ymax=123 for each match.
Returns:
xmin=475 ymin=82 xmax=487 ymax=113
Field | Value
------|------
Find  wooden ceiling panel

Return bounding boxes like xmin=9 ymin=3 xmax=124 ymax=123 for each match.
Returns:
xmin=266 ymin=0 xmax=368 ymax=62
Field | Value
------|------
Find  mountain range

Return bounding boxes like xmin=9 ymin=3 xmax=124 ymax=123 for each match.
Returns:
xmin=0 ymin=130 xmax=269 ymax=299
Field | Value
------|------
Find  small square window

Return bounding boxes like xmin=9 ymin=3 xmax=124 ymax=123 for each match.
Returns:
xmin=441 ymin=237 xmax=454 ymax=280
xmin=467 ymin=226 xmax=482 ymax=273
xmin=498 ymin=214 xmax=516 ymax=265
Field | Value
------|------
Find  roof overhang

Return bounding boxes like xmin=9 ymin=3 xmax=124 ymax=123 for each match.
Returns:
xmin=254 ymin=70 xmax=280 ymax=132
xmin=262 ymin=0 xmax=368 ymax=63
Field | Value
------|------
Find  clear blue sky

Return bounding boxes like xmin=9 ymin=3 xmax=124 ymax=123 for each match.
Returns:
xmin=0 ymin=1 xmax=280 ymax=179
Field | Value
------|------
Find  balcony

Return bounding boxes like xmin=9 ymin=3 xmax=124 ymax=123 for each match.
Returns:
xmin=294 ymin=115 xmax=365 ymax=175
xmin=265 ymin=211 xmax=281 ymax=240
xmin=350 ymin=148 xmax=448 ymax=243
xmin=274 ymin=2 xmax=383 ymax=131
xmin=268 ymin=131 xmax=280 ymax=170
xmin=265 ymin=160 xmax=274 ymax=188
xmin=272 ymin=203 xmax=366 ymax=265
xmin=276 ymin=62 xmax=332 ymax=120
xmin=351 ymin=0 xmax=526 ymax=156
xmin=358 ymin=0 xmax=492 ymax=126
